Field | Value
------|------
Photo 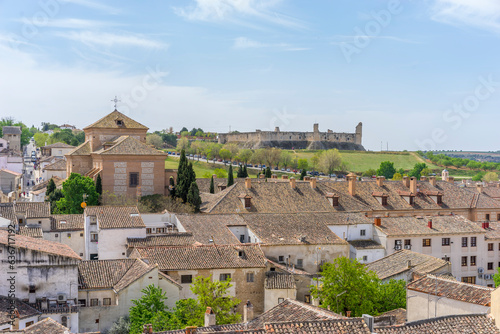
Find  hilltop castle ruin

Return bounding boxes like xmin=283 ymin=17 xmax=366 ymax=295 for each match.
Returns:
xmin=218 ymin=122 xmax=364 ymax=150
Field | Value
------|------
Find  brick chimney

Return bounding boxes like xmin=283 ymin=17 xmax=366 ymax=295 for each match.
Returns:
xmin=142 ymin=324 xmax=153 ymax=334
xmin=310 ymin=177 xmax=317 ymax=189
xmin=243 ymin=300 xmax=254 ymax=322
xmin=348 ymin=173 xmax=356 ymax=196
xmin=245 ymin=177 xmax=251 ymax=189
xmin=374 ymin=217 xmax=381 ymax=226
xmin=204 ymin=307 xmax=216 ymax=327
xmin=420 ymin=176 xmax=427 ymax=181
xmin=402 ymin=176 xmax=410 ymax=188
xmin=212 ymin=174 xmax=217 ymax=180
xmin=447 ymin=176 xmax=455 ymax=183
xmin=304 ymin=176 xmax=311 ymax=181
xmin=282 ymin=175 xmax=288 ymax=180
xmin=259 ymin=174 xmax=265 ymax=179
xmin=476 ymin=183 xmax=483 ymax=193
xmin=185 ymin=326 xmax=198 ymax=334
xmin=271 ymin=174 xmax=277 ymax=179
xmin=376 ymin=176 xmax=385 ymax=187
xmin=428 ymin=218 xmax=433 ymax=229
xmin=290 ymin=177 xmax=296 ymax=189
xmin=429 ymin=176 xmax=437 ymax=187
xmin=410 ymin=177 xmax=417 ymax=194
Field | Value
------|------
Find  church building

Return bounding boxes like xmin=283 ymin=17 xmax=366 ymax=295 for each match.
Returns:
xmin=66 ymin=110 xmax=167 ymax=197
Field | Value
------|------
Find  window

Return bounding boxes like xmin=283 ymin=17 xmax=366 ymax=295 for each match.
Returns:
xmin=404 ymin=239 xmax=411 ymax=249
xmin=78 ymin=299 xmax=86 ymax=307
xmin=219 ymin=273 xmax=231 ymax=281
xmin=297 ymin=259 xmax=303 ymax=268
xmin=488 ymin=262 xmax=494 ymax=270
xmin=181 ymin=275 xmax=192 ymax=284
xmin=486 ymin=214 xmax=490 ymax=221
xmin=116 ymin=120 xmax=123 ymax=126
xmin=471 ymin=237 xmax=477 ymax=247
xmin=360 ymin=229 xmax=366 ymax=236
xmin=247 ymin=273 xmax=254 ymax=282
xmin=470 ymin=256 xmax=476 ymax=266
xmin=103 ymin=298 xmax=111 ymax=306
xmin=90 ymin=299 xmax=98 ymax=307
xmin=90 ymin=254 xmax=98 ymax=260
xmin=461 ymin=256 xmax=467 ymax=267
xmin=462 ymin=237 xmax=468 ymax=247
xmin=489 ymin=243 xmax=494 ymax=251
xmin=382 ymin=197 xmax=388 ymax=206
xmin=38 ymin=221 xmax=41 ymax=224
xmin=80 ymin=233 xmax=83 ymax=237
xmin=498 ymin=214 xmax=500 ymax=221
xmin=95 ymin=319 xmax=99 ymax=324
xmin=278 ymin=298 xmax=284 ymax=304
xmin=422 ymin=239 xmax=431 ymax=247
xmin=25 ymin=321 xmax=34 ymax=327
xmin=394 ymin=240 xmax=402 ymax=250
xmin=80 ymin=253 xmax=83 ymax=256
xmin=442 ymin=238 xmax=450 ymax=246
xmin=304 ymin=295 xmax=311 ymax=304
xmin=129 ymin=172 xmax=139 ymax=187
xmin=90 ymin=233 xmax=98 ymax=242
xmin=238 ymin=251 xmax=245 ymax=258
xmin=61 ymin=316 xmax=68 ymax=327
xmin=146 ymin=228 xmax=152 ymax=234
xmin=29 ymin=285 xmax=36 ymax=294
xmin=462 ymin=276 xmax=476 ymax=284
xmin=156 ymin=228 xmax=165 ymax=234
xmin=278 ymin=256 xmax=285 ymax=263
xmin=442 ymin=256 xmax=450 ymax=262
xmin=240 ymin=235 xmax=245 ymax=242
xmin=362 ymin=255 xmax=368 ymax=261
xmin=55 ymin=233 xmax=58 ymax=238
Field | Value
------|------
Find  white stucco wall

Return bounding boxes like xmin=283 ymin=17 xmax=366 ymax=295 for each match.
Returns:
xmin=406 ymin=289 xmax=490 ymax=322
xmin=264 ymin=288 xmax=297 ymax=311
xmin=44 ymin=231 xmax=85 ymax=259
xmin=328 ymin=223 xmax=373 ymax=242
xmin=97 ymin=228 xmax=146 ymax=260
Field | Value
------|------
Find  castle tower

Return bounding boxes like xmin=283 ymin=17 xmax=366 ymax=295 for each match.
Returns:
xmin=355 ymin=122 xmax=362 ymax=146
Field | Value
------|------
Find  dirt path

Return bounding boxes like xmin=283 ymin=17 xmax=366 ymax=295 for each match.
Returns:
xmin=410 ymin=152 xmax=427 ymax=164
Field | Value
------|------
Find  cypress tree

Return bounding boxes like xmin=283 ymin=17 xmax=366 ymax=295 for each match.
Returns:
xmin=243 ymin=164 xmax=248 ymax=178
xmin=237 ymin=165 xmax=244 ymax=178
xmin=177 ymin=149 xmax=191 ymax=202
xmin=300 ymin=169 xmax=307 ymax=180
xmin=209 ymin=176 xmax=215 ymax=194
xmin=95 ymin=174 xmax=102 ymax=195
xmin=169 ymin=176 xmax=176 ymax=197
xmin=46 ymin=178 xmax=56 ymax=197
xmin=265 ymin=166 xmax=272 ymax=178
xmin=187 ymin=181 xmax=202 ymax=212
xmin=227 ymin=165 xmax=234 ymax=187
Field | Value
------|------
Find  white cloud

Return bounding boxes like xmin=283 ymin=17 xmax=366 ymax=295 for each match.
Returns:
xmin=41 ymin=18 xmax=117 ymax=29
xmin=431 ymin=0 xmax=500 ymax=33
xmin=331 ymin=35 xmax=418 ymax=45
xmin=174 ymin=0 xmax=306 ymax=29
xmin=61 ymin=0 xmax=121 ymax=14
xmin=56 ymin=31 xmax=166 ymax=49
xmin=233 ymin=37 xmax=309 ymax=51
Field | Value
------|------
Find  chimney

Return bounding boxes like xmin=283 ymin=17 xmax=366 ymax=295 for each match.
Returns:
xmin=402 ymin=176 xmax=410 ymax=188
xmin=271 ymin=174 xmax=277 ymax=179
xmin=447 ymin=176 xmax=455 ymax=183
xmin=346 ymin=311 xmax=351 ymax=317
xmin=185 ymin=326 xmax=197 ymax=334
xmin=142 ymin=324 xmax=153 ymax=334
xmin=483 ymin=222 xmax=490 ymax=229
xmin=374 ymin=217 xmax=381 ymax=227
xmin=348 ymin=173 xmax=356 ymax=196
xmin=204 ymin=307 xmax=216 ymax=327
xmin=410 ymin=177 xmax=417 ymax=194
xmin=243 ymin=300 xmax=254 ymax=322
xmin=245 ymin=177 xmax=251 ymax=189
xmin=376 ymin=176 xmax=384 ymax=187
xmin=429 ymin=176 xmax=437 ymax=187
xmin=304 ymin=176 xmax=311 ymax=181
xmin=420 ymin=176 xmax=427 ymax=181
xmin=13 ymin=309 xmax=20 ymax=330
xmin=477 ymin=183 xmax=483 ymax=193
xmin=428 ymin=218 xmax=433 ymax=229
xmin=407 ymin=260 xmax=411 ymax=269
xmin=362 ymin=314 xmax=374 ymax=332
xmin=259 ymin=174 xmax=265 ymax=179
xmin=310 ymin=177 xmax=317 ymax=189
xmin=282 ymin=175 xmax=288 ymax=180
xmin=290 ymin=177 xmax=296 ymax=189
xmin=212 ymin=174 xmax=217 ymax=180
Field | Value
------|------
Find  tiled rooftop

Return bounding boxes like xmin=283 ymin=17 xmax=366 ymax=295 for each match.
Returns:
xmin=50 ymin=214 xmax=84 ymax=231
xmin=407 ymin=274 xmax=493 ymax=306
xmin=95 ymin=136 xmax=167 ymax=156
xmin=16 ymin=317 xmax=71 ymax=334
xmin=31 ymin=176 xmax=64 ymax=192
xmin=132 ymin=244 xmax=266 ymax=271
xmin=366 ymin=250 xmax=450 ymax=280
xmin=0 ymin=230 xmax=80 ymax=260
xmin=43 ymin=159 xmax=67 ymax=171
xmin=374 ymin=314 xmax=500 ymax=333
xmin=127 ymin=233 xmax=197 ymax=248
xmin=2 ymin=126 xmax=21 ymax=135
xmin=14 ymin=202 xmax=51 ymax=219
xmin=265 ymin=272 xmax=296 ymax=289
xmin=176 ymin=214 xmax=242 ymax=244
xmin=42 ymin=142 xmax=75 ymax=149
xmin=85 ymin=206 xmax=145 ymax=229
xmin=84 ymin=110 xmax=148 ymax=130
xmin=67 ymin=141 xmax=91 ymax=156
xmin=477 ymin=221 xmax=500 ymax=239
xmin=263 ymin=319 xmax=371 ymax=334
xmin=18 ymin=226 xmax=43 ymax=239
xmin=349 ymin=239 xmax=384 ymax=250
xmin=78 ymin=258 xmax=155 ymax=292
xmin=0 ymin=296 xmax=40 ymax=326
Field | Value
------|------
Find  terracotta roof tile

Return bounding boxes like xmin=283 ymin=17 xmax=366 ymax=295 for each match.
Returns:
xmin=127 ymin=233 xmax=197 ymax=248
xmin=14 ymin=202 xmax=50 ymax=218
xmin=31 ymin=176 xmax=64 ymax=192
xmin=263 ymin=319 xmax=371 ymax=334
xmin=78 ymin=259 xmax=155 ymax=292
xmin=85 ymin=206 xmax=145 ymax=229
xmin=95 ymin=136 xmax=167 ymax=156
xmin=348 ymin=239 xmax=384 ymax=250
xmin=84 ymin=110 xmax=148 ymax=130
xmin=265 ymin=272 xmax=296 ymax=289
xmin=42 ymin=142 xmax=75 ymax=149
xmin=50 ymin=214 xmax=84 ymax=231
xmin=0 ymin=229 xmax=80 ymax=259
xmin=2 ymin=126 xmax=21 ymax=135
xmin=67 ymin=141 xmax=91 ymax=156
xmin=18 ymin=226 xmax=43 ymax=238
xmin=175 ymin=214 xmax=242 ymax=244
xmin=374 ymin=314 xmax=500 ymax=333
xmin=22 ymin=317 xmax=71 ymax=334
xmin=0 ymin=296 xmax=40 ymax=326
xmin=132 ymin=244 xmax=266 ymax=271
xmin=366 ymin=250 xmax=450 ymax=280
xmin=43 ymin=159 xmax=67 ymax=171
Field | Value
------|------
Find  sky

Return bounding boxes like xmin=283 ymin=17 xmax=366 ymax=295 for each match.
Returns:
xmin=0 ymin=0 xmax=499 ymax=151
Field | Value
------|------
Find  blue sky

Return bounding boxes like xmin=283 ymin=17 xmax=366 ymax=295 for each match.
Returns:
xmin=1 ymin=0 xmax=499 ymax=151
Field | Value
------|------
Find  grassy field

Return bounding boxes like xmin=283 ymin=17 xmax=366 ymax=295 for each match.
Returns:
xmin=289 ymin=150 xmax=440 ymax=173
xmin=165 ymin=157 xmax=263 ymax=178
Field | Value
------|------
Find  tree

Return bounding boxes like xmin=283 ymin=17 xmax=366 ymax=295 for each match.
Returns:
xmin=191 ymin=141 xmax=204 ymax=160
xmin=95 ymin=174 xmax=102 ymax=195
xmin=472 ymin=171 xmax=485 ymax=181
xmin=375 ymin=279 xmax=406 ymax=313
xmin=129 ymin=285 xmax=168 ymax=334
xmin=187 ymin=182 xmax=202 ymax=212
xmin=263 ymin=148 xmax=281 ymax=168
xmin=191 ymin=275 xmax=241 ymax=325
xmin=236 ymin=165 xmax=245 ymax=178
xmin=420 ymin=168 xmax=432 ymax=177
xmin=176 ymin=137 xmax=189 ymax=151
xmin=483 ymin=172 xmax=499 ymax=182
xmin=300 ymin=169 xmax=307 ymax=180
xmin=377 ymin=161 xmax=396 ymax=180
xmin=105 ymin=316 xmax=130 ymax=334
xmin=48 ymin=189 xmax=64 ymax=214
xmin=265 ymin=166 xmax=272 ymax=178
xmin=280 ymin=151 xmax=293 ymax=170
xmin=169 ymin=177 xmax=176 ymax=197
xmin=392 ymin=172 xmax=403 ymax=180
xmin=34 ymin=132 xmax=49 ymax=147
xmin=362 ymin=169 xmax=377 ymax=177
xmin=55 ymin=173 xmax=99 ymax=214
xmin=318 ymin=149 xmax=343 ymax=176
xmin=409 ymin=163 xmax=427 ymax=179
xmin=219 ymin=149 xmax=232 ymax=163
xmin=243 ymin=165 xmax=248 ymax=178
xmin=227 ymin=165 xmax=234 ymax=186
xmin=494 ymin=267 xmax=500 ymax=287
xmin=310 ymin=257 xmax=379 ymax=317
xmin=238 ymin=149 xmax=253 ymax=164
xmin=176 ymin=150 xmax=196 ymax=203
xmin=209 ymin=176 xmax=215 ymax=194
xmin=46 ymin=179 xmax=56 ymax=197
xmin=310 ymin=154 xmax=320 ymax=171
xmin=165 ymin=299 xmax=204 ymax=330
xmin=147 ymin=133 xmax=164 ymax=149
xmin=298 ymin=159 xmax=309 ymax=171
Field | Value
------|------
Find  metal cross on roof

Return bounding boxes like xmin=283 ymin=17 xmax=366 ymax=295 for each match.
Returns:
xmin=111 ymin=96 xmax=121 ymax=109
